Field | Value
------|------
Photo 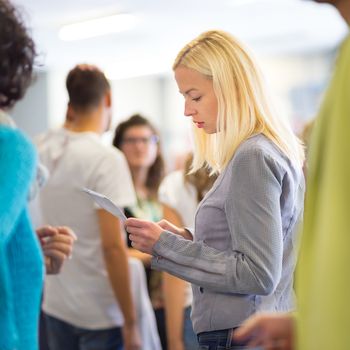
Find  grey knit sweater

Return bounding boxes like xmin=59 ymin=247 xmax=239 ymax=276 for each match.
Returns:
xmin=152 ymin=134 xmax=305 ymax=334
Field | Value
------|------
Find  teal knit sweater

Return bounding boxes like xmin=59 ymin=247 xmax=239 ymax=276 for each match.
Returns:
xmin=0 ymin=126 xmax=44 ymax=350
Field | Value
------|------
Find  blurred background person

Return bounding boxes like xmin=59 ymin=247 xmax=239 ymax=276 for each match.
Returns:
xmin=113 ymin=114 xmax=169 ymax=349
xmin=159 ymin=153 xmax=217 ymax=350
xmin=37 ymin=64 xmax=141 ymax=350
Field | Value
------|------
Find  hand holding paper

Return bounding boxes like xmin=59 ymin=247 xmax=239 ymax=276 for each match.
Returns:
xmin=82 ymin=188 xmax=127 ymax=223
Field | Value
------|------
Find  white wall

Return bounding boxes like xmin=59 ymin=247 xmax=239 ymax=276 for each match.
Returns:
xmin=259 ymin=52 xmax=334 ymax=132
xmin=11 ymin=71 xmax=49 ymax=138
xmin=111 ymin=76 xmax=163 ymax=127
xmin=47 ymin=68 xmax=68 ymax=129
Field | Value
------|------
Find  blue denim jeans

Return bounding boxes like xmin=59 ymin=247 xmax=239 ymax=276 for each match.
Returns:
xmin=44 ymin=314 xmax=123 ymax=350
xmin=183 ymin=306 xmax=198 ymax=349
xmin=197 ymin=328 xmax=262 ymax=350
xmin=154 ymin=306 xmax=198 ymax=350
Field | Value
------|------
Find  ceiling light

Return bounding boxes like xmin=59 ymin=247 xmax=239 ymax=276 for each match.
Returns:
xmin=105 ymin=57 xmax=171 ymax=80
xmin=229 ymin=0 xmax=261 ymax=5
xmin=59 ymin=14 xmax=136 ymax=41
xmin=228 ymin=0 xmax=294 ymax=6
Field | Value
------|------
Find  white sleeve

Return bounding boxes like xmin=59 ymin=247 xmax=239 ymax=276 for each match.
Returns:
xmin=158 ymin=171 xmax=183 ymax=210
xmin=159 ymin=171 xmax=199 ymax=229
xmin=91 ymin=148 xmax=136 ymax=208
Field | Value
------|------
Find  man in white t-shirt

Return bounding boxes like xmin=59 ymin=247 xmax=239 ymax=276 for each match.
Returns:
xmin=37 ymin=65 xmax=141 ymax=350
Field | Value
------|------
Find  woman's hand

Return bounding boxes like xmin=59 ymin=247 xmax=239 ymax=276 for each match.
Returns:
xmin=122 ymin=322 xmax=142 ymax=350
xmin=37 ymin=225 xmax=77 ymax=274
xmin=233 ymin=313 xmax=295 ymax=350
xmin=157 ymin=219 xmax=183 ymax=235
xmin=126 ymin=218 xmax=164 ymax=255
xmin=157 ymin=219 xmax=192 ymax=240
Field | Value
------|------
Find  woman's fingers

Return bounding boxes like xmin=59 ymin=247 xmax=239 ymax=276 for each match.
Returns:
xmin=36 ymin=226 xmax=59 ymax=247
xmin=125 ymin=217 xmax=149 ymax=228
xmin=42 ymin=239 xmax=73 ymax=257
xmin=126 ymin=226 xmax=149 ymax=236
xmin=234 ymin=315 xmax=261 ymax=342
xmin=233 ymin=313 xmax=294 ymax=350
xmin=43 ymin=248 xmax=67 ymax=261
xmin=56 ymin=226 xmax=77 ymax=240
xmin=129 ymin=232 xmax=151 ymax=251
xmin=127 ymin=221 xmax=163 ymax=254
xmin=37 ymin=225 xmax=76 ymax=274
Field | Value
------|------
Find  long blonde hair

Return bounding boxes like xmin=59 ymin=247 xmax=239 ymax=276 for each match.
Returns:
xmin=183 ymin=153 xmax=217 ymax=202
xmin=173 ymin=30 xmax=304 ymax=173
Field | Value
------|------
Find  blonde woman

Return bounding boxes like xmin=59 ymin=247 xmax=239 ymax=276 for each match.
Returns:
xmin=126 ymin=30 xmax=305 ymax=349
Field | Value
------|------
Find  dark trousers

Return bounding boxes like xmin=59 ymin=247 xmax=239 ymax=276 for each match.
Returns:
xmin=154 ymin=306 xmax=198 ymax=350
xmin=197 ymin=328 xmax=254 ymax=350
xmin=154 ymin=307 xmax=167 ymax=350
xmin=44 ymin=313 xmax=123 ymax=350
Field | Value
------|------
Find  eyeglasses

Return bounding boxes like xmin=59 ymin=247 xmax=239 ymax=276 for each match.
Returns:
xmin=122 ymin=135 xmax=159 ymax=146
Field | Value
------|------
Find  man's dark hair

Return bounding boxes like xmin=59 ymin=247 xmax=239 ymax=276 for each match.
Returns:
xmin=66 ymin=64 xmax=111 ymax=112
xmin=0 ymin=0 xmax=36 ymax=109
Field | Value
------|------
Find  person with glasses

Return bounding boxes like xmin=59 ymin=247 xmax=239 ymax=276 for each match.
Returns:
xmin=113 ymin=114 xmax=171 ymax=349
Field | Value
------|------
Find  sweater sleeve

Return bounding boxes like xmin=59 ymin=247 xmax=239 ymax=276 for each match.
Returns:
xmin=151 ymin=148 xmax=285 ymax=295
xmin=0 ymin=127 xmax=37 ymax=238
xmin=0 ymin=127 xmax=37 ymax=348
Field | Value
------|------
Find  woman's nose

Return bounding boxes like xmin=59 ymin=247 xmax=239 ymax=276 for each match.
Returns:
xmin=184 ymin=101 xmax=195 ymax=117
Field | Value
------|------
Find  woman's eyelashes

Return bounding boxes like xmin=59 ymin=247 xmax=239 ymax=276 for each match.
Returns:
xmin=192 ymin=96 xmax=202 ymax=102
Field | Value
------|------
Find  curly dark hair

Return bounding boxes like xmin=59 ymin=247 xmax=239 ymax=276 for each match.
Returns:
xmin=0 ymin=0 xmax=36 ymax=109
xmin=113 ymin=114 xmax=165 ymax=199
